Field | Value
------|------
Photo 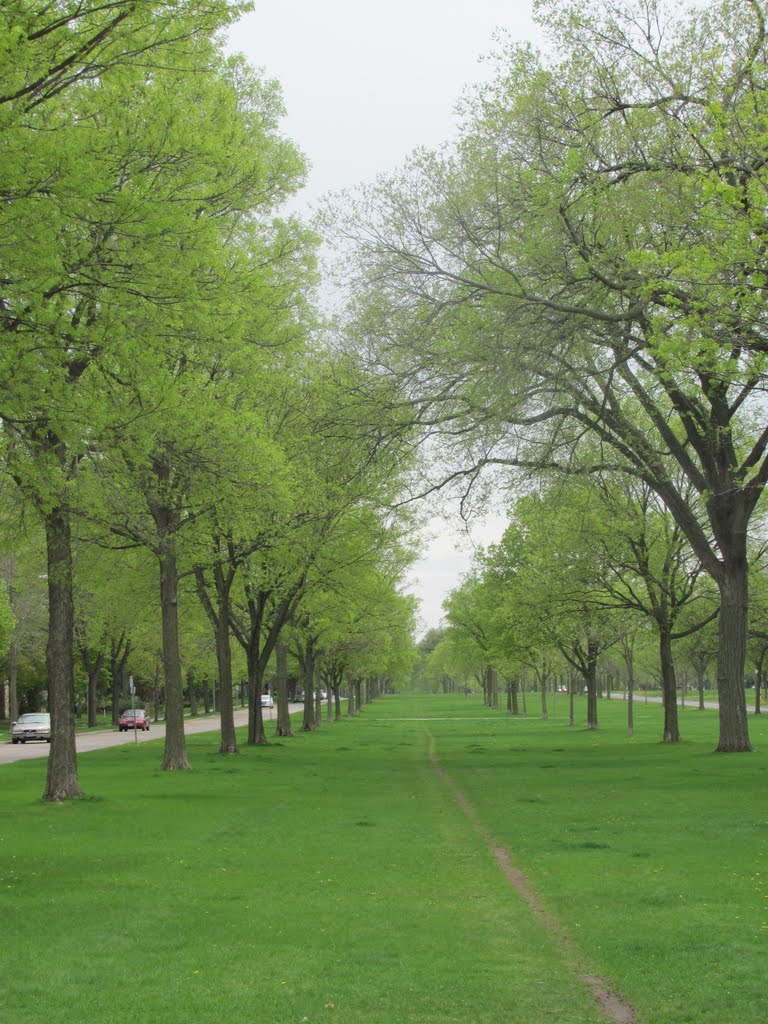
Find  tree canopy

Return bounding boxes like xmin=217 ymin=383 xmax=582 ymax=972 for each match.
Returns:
xmin=332 ymin=0 xmax=768 ymax=751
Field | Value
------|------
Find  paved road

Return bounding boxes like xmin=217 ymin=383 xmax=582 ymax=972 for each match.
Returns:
xmin=0 ymin=704 xmax=308 ymax=765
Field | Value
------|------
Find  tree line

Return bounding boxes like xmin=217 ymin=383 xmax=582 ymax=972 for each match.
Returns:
xmin=331 ymin=0 xmax=768 ymax=753
xmin=414 ymin=471 xmax=768 ymax=744
xmin=0 ymin=1 xmax=418 ymax=800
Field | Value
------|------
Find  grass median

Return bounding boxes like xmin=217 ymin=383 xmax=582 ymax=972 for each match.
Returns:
xmin=1 ymin=695 xmax=767 ymax=1023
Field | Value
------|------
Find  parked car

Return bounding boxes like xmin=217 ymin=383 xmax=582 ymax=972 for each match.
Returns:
xmin=260 ymin=693 xmax=274 ymax=709
xmin=118 ymin=708 xmax=150 ymax=732
xmin=11 ymin=713 xmax=51 ymax=744
xmin=294 ymin=692 xmax=305 ymax=703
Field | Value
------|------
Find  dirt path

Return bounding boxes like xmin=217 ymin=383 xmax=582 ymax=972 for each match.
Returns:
xmin=427 ymin=731 xmax=639 ymax=1024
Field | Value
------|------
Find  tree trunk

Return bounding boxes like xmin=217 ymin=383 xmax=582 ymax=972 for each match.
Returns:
xmin=85 ymin=649 xmax=104 ymax=728
xmin=213 ymin=570 xmax=238 ymax=754
xmin=187 ymin=667 xmax=198 ymax=717
xmin=715 ymin=560 xmax=752 ymax=751
xmin=584 ymin=643 xmax=599 ymax=730
xmin=275 ymin=643 xmax=293 ymax=737
xmin=195 ymin=561 xmax=238 ymax=752
xmin=314 ymin=657 xmax=322 ymax=728
xmin=246 ymin=643 xmax=267 ymax=745
xmin=301 ymin=643 xmax=316 ymax=731
xmin=754 ymin=650 xmax=765 ymax=716
xmin=510 ymin=678 xmax=519 ymax=715
xmin=87 ymin=666 xmax=97 ymax=727
xmin=43 ymin=506 xmax=81 ymax=802
xmin=658 ymin=627 xmax=681 ymax=743
xmin=488 ymin=665 xmax=499 ymax=710
xmin=333 ymin=683 xmax=342 ymax=721
xmin=347 ymin=681 xmax=356 ymax=717
xmin=157 ymin=527 xmax=190 ymax=770
xmin=215 ymin=596 xmax=238 ymax=754
xmin=110 ymin=634 xmax=129 ymax=726
xmin=539 ymin=668 xmax=548 ymax=721
xmin=8 ymin=634 xmax=18 ymax=726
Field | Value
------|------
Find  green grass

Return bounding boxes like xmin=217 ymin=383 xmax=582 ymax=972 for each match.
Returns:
xmin=401 ymin=694 xmax=768 ymax=1024
xmin=2 ymin=696 xmax=768 ymax=1023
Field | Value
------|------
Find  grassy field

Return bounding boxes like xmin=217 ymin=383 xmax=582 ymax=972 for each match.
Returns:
xmin=1 ymin=695 xmax=767 ymax=1024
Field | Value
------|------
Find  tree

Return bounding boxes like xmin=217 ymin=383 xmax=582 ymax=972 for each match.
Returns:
xmin=568 ymin=472 xmax=719 ymax=740
xmin=443 ymin=575 xmax=497 ymax=704
xmin=1 ymin=12 xmax=312 ymax=791
xmin=0 ymin=2 xmax=249 ymax=113
xmin=335 ymin=0 xmax=768 ymax=751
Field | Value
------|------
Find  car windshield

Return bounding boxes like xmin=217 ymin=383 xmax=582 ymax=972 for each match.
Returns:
xmin=122 ymin=710 xmax=143 ymax=717
xmin=18 ymin=714 xmax=48 ymax=724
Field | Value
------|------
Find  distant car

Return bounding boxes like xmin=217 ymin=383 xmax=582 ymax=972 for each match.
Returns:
xmin=118 ymin=708 xmax=150 ymax=732
xmin=11 ymin=713 xmax=51 ymax=744
xmin=260 ymin=694 xmax=274 ymax=709
xmin=294 ymin=692 xmax=304 ymax=703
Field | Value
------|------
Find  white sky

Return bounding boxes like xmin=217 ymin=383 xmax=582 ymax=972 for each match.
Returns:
xmin=229 ymin=1 xmax=541 ymax=632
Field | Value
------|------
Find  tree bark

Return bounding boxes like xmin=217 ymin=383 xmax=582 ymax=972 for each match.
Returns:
xmin=83 ymin=647 xmax=105 ymax=728
xmin=488 ymin=665 xmax=499 ymax=710
xmin=621 ymin=643 xmax=636 ymax=739
xmin=109 ymin=634 xmax=131 ymax=725
xmin=275 ymin=642 xmax=293 ymax=737
xmin=658 ymin=627 xmax=681 ymax=743
xmin=157 ymin=525 xmax=190 ymax=770
xmin=754 ymin=649 xmax=765 ymax=716
xmin=715 ymin=558 xmax=752 ymax=752
xmin=8 ymin=634 xmax=18 ymax=726
xmin=43 ymin=506 xmax=81 ymax=802
xmin=246 ymin=643 xmax=267 ymax=745
xmin=584 ymin=643 xmax=599 ymax=731
xmin=538 ymin=666 xmax=548 ymax=721
xmin=194 ymin=558 xmax=238 ymax=753
xmin=301 ymin=643 xmax=317 ymax=731
xmin=314 ymin=656 xmax=322 ymax=728
xmin=215 ymin=573 xmax=238 ymax=754
xmin=347 ymin=680 xmax=356 ymax=717
xmin=510 ymin=677 xmax=519 ymax=715
xmin=333 ymin=683 xmax=342 ymax=721
xmin=187 ymin=667 xmax=198 ymax=717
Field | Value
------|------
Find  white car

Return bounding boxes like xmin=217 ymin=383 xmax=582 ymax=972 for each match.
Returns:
xmin=260 ymin=693 xmax=274 ymax=709
xmin=11 ymin=713 xmax=51 ymax=744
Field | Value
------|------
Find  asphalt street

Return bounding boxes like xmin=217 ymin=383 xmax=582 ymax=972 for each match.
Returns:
xmin=0 ymin=704 xmax=308 ymax=766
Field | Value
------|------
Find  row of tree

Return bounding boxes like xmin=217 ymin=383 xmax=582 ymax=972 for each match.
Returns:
xmin=1 ymin=2 xmax=418 ymax=800
xmin=332 ymin=0 xmax=768 ymax=752
xmin=415 ymin=470 xmax=768 ymax=744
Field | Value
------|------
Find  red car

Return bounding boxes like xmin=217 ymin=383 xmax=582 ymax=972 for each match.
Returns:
xmin=118 ymin=709 xmax=150 ymax=732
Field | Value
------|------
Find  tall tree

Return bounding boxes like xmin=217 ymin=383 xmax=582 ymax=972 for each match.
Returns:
xmin=0 ymin=1 xmax=249 ymax=113
xmin=335 ymin=0 xmax=768 ymax=751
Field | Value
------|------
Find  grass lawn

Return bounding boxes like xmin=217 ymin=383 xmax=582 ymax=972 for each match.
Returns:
xmin=1 ymin=696 xmax=767 ymax=1023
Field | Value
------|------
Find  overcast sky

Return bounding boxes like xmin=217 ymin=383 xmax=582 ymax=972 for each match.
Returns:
xmin=229 ymin=1 xmax=541 ymax=632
